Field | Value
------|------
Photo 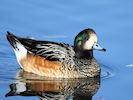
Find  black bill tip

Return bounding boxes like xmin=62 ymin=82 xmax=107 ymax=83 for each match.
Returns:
xmin=102 ymin=48 xmax=106 ymax=52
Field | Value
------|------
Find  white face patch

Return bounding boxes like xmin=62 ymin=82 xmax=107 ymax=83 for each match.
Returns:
xmin=84 ymin=33 xmax=98 ymax=50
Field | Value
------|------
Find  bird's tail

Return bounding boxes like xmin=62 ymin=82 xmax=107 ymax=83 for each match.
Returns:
xmin=6 ymin=32 xmax=27 ymax=64
xmin=7 ymin=31 xmax=21 ymax=50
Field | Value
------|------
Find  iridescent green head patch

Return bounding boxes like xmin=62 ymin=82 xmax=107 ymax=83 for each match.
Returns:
xmin=75 ymin=34 xmax=87 ymax=43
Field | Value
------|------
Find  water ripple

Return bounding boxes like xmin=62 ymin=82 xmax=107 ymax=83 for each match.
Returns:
xmin=100 ymin=63 xmax=115 ymax=80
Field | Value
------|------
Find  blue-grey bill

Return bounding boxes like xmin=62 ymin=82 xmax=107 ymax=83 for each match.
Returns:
xmin=93 ymin=42 xmax=106 ymax=52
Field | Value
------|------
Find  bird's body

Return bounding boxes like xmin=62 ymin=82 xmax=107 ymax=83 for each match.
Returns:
xmin=7 ymin=28 xmax=105 ymax=78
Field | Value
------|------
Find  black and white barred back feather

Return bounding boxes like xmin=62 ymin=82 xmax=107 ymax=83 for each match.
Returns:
xmin=18 ymin=37 xmax=76 ymax=68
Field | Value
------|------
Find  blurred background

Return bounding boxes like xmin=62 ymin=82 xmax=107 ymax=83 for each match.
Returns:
xmin=0 ymin=0 xmax=133 ymax=100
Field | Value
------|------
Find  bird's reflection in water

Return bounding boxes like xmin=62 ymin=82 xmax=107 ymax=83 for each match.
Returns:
xmin=6 ymin=70 xmax=100 ymax=100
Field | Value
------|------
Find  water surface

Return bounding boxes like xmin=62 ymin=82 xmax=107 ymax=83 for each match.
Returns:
xmin=0 ymin=0 xmax=133 ymax=100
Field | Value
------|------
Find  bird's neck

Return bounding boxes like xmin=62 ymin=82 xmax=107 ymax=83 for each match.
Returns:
xmin=75 ymin=50 xmax=93 ymax=59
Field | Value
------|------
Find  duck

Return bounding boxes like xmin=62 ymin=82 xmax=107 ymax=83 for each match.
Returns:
xmin=7 ymin=28 xmax=106 ymax=78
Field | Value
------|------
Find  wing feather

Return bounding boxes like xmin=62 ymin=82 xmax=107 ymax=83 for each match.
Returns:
xmin=18 ymin=38 xmax=75 ymax=67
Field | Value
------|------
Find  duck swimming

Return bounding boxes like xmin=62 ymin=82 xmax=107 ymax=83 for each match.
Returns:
xmin=7 ymin=28 xmax=106 ymax=78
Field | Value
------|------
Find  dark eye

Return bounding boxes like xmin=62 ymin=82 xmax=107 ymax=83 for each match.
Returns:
xmin=96 ymin=44 xmax=98 ymax=46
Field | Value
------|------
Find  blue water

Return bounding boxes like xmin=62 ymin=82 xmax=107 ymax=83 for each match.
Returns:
xmin=0 ymin=0 xmax=133 ymax=100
